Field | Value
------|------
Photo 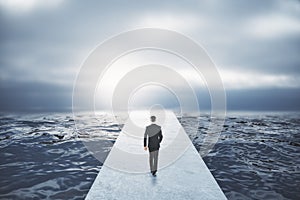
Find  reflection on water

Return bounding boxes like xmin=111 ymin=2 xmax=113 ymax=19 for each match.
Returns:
xmin=0 ymin=112 xmax=299 ymax=199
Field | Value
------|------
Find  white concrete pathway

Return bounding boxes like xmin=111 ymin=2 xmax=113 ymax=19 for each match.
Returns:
xmin=85 ymin=111 xmax=227 ymax=200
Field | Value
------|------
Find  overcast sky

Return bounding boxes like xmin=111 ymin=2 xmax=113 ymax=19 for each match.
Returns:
xmin=0 ymin=0 xmax=300 ymax=112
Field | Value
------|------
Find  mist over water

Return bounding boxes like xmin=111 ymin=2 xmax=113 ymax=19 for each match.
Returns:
xmin=0 ymin=112 xmax=299 ymax=199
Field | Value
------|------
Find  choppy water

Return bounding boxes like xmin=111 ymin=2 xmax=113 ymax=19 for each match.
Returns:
xmin=0 ymin=112 xmax=299 ymax=199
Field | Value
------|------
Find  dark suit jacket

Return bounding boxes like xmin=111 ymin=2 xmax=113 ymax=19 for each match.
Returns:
xmin=144 ymin=124 xmax=163 ymax=152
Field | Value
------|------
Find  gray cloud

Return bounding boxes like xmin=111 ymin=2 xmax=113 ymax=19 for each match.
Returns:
xmin=0 ymin=0 xmax=300 ymax=111
xmin=213 ymin=35 xmax=300 ymax=75
xmin=226 ymin=88 xmax=300 ymax=111
xmin=0 ymin=80 xmax=72 ymax=111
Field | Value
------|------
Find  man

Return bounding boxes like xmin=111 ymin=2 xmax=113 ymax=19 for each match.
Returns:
xmin=144 ymin=115 xmax=163 ymax=177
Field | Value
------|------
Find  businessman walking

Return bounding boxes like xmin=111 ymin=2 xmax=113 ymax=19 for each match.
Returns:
xmin=144 ymin=116 xmax=163 ymax=177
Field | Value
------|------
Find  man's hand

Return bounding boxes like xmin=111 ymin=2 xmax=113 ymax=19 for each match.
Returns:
xmin=144 ymin=147 xmax=147 ymax=151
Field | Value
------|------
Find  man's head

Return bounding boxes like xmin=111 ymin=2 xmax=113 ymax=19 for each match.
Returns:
xmin=150 ymin=116 xmax=156 ymax=122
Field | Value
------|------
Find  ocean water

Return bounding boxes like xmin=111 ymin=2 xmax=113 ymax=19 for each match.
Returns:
xmin=0 ymin=112 xmax=299 ymax=199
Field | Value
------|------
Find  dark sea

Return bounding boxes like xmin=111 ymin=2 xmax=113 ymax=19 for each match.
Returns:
xmin=0 ymin=112 xmax=299 ymax=200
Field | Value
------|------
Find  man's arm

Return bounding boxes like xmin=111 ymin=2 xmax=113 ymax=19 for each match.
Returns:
xmin=144 ymin=128 xmax=147 ymax=150
xmin=159 ymin=129 xmax=163 ymax=143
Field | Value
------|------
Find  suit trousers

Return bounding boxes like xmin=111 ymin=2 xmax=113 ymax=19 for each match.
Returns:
xmin=149 ymin=150 xmax=159 ymax=172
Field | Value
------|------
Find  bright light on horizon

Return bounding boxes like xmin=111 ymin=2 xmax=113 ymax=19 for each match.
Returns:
xmin=219 ymin=69 xmax=300 ymax=89
xmin=135 ymin=13 xmax=203 ymax=32
xmin=0 ymin=0 xmax=63 ymax=12
xmin=246 ymin=13 xmax=300 ymax=39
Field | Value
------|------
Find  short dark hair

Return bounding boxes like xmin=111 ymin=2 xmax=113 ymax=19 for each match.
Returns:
xmin=150 ymin=116 xmax=156 ymax=122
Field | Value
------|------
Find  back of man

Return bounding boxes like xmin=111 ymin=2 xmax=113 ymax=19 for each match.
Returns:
xmin=144 ymin=116 xmax=163 ymax=176
xmin=145 ymin=124 xmax=162 ymax=152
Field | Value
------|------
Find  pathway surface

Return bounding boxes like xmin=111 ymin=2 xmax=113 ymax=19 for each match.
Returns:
xmin=85 ymin=111 xmax=227 ymax=200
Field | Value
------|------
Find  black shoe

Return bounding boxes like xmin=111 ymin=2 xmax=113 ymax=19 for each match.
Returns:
xmin=152 ymin=170 xmax=157 ymax=176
